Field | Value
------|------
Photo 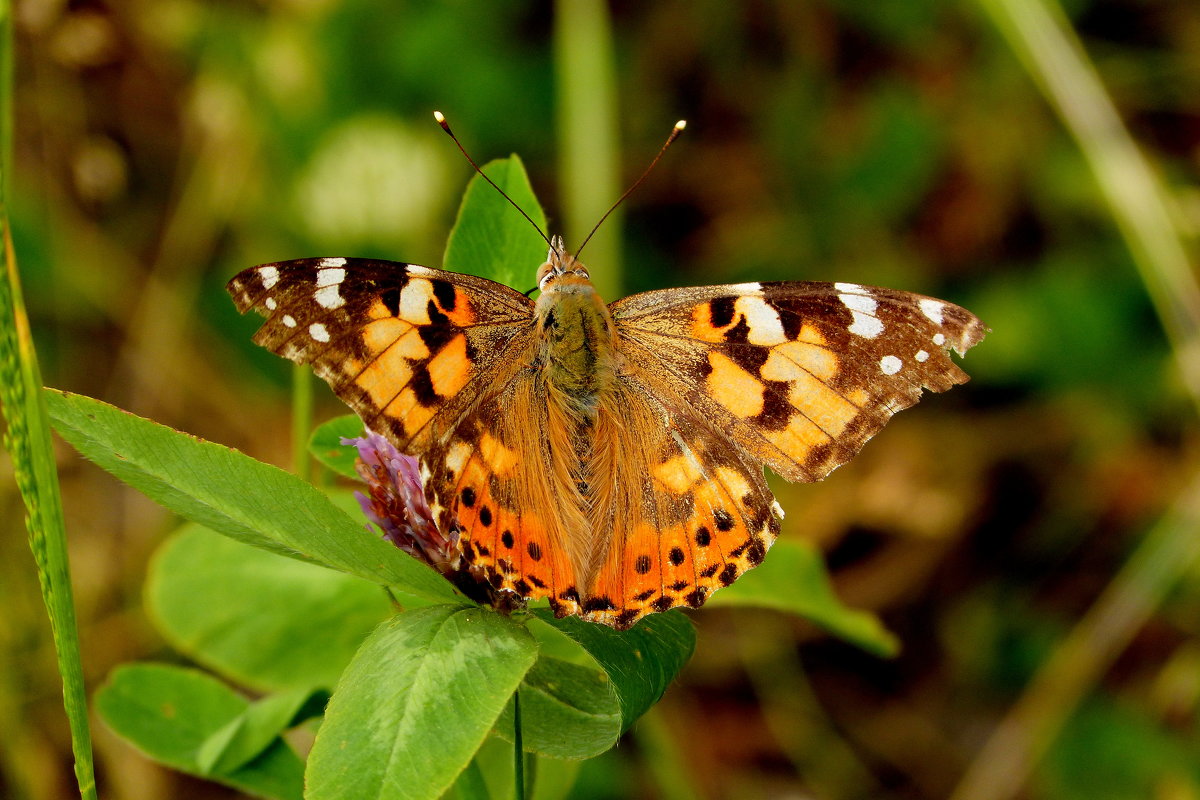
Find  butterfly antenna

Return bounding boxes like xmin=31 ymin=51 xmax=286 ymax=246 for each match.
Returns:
xmin=434 ymin=111 xmax=554 ymax=252
xmin=574 ymin=119 xmax=686 ymax=261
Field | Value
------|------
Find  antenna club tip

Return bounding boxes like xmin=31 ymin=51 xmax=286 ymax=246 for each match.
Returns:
xmin=433 ymin=110 xmax=451 ymax=132
xmin=675 ymin=120 xmax=687 ymax=131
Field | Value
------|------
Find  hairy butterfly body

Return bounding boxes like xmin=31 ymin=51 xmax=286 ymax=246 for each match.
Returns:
xmin=228 ymin=241 xmax=985 ymax=629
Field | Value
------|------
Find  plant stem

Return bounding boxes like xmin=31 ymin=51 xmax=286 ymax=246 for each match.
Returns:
xmin=291 ymin=363 xmax=313 ymax=479
xmin=0 ymin=15 xmax=98 ymax=799
xmin=553 ymin=0 xmax=622 ymax=299
xmin=513 ymin=688 xmax=525 ymax=800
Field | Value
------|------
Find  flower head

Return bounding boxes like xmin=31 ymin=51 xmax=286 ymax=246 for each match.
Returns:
xmin=341 ymin=430 xmax=458 ymax=571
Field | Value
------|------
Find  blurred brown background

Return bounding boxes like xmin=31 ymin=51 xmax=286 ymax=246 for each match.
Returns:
xmin=4 ymin=0 xmax=1200 ymax=798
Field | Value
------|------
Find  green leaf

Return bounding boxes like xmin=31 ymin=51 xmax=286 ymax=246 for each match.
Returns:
xmin=45 ymin=389 xmax=462 ymax=605
xmin=306 ymin=605 xmax=538 ymax=800
xmin=146 ymin=523 xmax=392 ymax=691
xmin=309 ymin=414 xmax=365 ymax=479
xmin=443 ymin=155 xmax=547 ymax=289
xmin=94 ymin=663 xmax=304 ymax=800
xmin=530 ymin=609 xmax=695 ymax=731
xmin=196 ymin=687 xmax=325 ymax=775
xmin=495 ymin=656 xmax=621 ymax=760
xmin=708 ymin=537 xmax=899 ymax=657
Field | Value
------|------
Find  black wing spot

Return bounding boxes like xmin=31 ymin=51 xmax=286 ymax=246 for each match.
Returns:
xmin=634 ymin=589 xmax=656 ymax=602
xmin=710 ymin=296 xmax=736 ymax=328
xmin=501 ymin=530 xmax=514 ymax=548
xmin=695 ymin=526 xmax=712 ymax=547
xmin=418 ymin=324 xmax=458 ymax=354
xmin=718 ymin=563 xmax=739 ymax=586
xmin=713 ymin=508 xmax=735 ymax=532
xmin=652 ymin=596 xmax=676 ymax=612
xmin=431 ymin=279 xmax=457 ymax=311
xmin=634 ymin=555 xmax=652 ymax=574
xmin=478 ymin=506 xmax=493 ymax=527
xmin=669 ymin=547 xmax=686 ymax=566
xmin=381 ymin=287 xmax=401 ymax=317
xmin=527 ymin=542 xmax=543 ymax=561
xmin=427 ymin=299 xmax=449 ymax=326
xmin=460 ymin=487 xmax=476 ymax=507
xmin=582 ymin=596 xmax=616 ymax=613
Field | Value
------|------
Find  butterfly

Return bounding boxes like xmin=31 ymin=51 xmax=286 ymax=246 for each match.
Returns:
xmin=227 ymin=238 xmax=986 ymax=629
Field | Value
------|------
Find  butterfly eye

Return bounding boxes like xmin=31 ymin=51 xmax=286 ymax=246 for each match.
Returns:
xmin=539 ymin=271 xmax=556 ymax=291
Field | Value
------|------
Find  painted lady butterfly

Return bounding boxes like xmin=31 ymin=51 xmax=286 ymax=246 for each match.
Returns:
xmin=227 ymin=237 xmax=985 ymax=629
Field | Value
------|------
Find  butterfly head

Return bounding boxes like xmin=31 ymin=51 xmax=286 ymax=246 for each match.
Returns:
xmin=536 ymin=235 xmax=593 ymax=295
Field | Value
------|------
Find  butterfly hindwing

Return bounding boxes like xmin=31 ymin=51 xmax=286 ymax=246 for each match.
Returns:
xmin=611 ymin=280 xmax=986 ymax=484
xmin=578 ymin=379 xmax=783 ymax=628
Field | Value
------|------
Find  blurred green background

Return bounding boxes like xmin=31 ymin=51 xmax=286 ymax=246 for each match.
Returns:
xmin=4 ymin=0 xmax=1200 ymax=798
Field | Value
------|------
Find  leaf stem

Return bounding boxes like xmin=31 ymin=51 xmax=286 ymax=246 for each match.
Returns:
xmin=513 ymin=688 xmax=525 ymax=800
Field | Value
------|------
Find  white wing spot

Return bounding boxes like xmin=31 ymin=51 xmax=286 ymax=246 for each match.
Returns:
xmin=406 ymin=265 xmax=436 ymax=277
xmin=841 ymin=292 xmax=883 ymax=339
xmin=317 ymin=267 xmax=346 ymax=286
xmin=880 ymin=355 xmax=902 ymax=375
xmin=282 ymin=314 xmax=297 ymax=328
xmin=919 ymin=298 xmax=945 ymax=325
xmin=849 ymin=314 xmax=884 ymax=339
xmin=258 ymin=266 xmax=280 ymax=290
xmin=727 ymin=282 xmax=763 ymax=295
xmin=309 ymin=322 xmax=330 ymax=342
xmin=771 ymin=500 xmax=786 ymax=520
xmin=318 ymin=257 xmax=347 ymax=268
xmin=933 ymin=332 xmax=946 ymax=346
xmin=839 ymin=293 xmax=876 ymax=314
xmin=264 ymin=297 xmax=277 ymax=311
xmin=915 ymin=349 xmax=930 ymax=362
xmin=738 ymin=296 xmax=785 ymax=344
xmin=834 ymin=282 xmax=865 ymax=294
xmin=314 ymin=284 xmax=345 ymax=310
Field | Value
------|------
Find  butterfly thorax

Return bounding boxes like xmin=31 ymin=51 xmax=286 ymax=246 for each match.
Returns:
xmin=533 ymin=252 xmax=619 ymax=410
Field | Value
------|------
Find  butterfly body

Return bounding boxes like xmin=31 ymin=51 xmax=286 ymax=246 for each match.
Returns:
xmin=229 ymin=246 xmax=985 ymax=629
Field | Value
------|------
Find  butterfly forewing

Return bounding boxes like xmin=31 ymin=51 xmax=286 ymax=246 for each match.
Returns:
xmin=611 ymin=280 xmax=986 ymax=484
xmin=227 ymin=258 xmax=536 ymax=453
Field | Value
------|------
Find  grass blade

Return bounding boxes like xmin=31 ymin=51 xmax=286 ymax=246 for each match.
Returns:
xmin=0 ymin=0 xmax=97 ymax=795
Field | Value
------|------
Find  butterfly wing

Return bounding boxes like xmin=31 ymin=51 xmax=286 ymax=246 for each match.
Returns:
xmin=568 ymin=378 xmax=783 ymax=628
xmin=418 ymin=364 xmax=589 ymax=612
xmin=572 ymin=281 xmax=985 ymax=627
xmin=610 ymin=280 xmax=987 ymax=483
xmin=226 ymin=258 xmax=536 ymax=453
